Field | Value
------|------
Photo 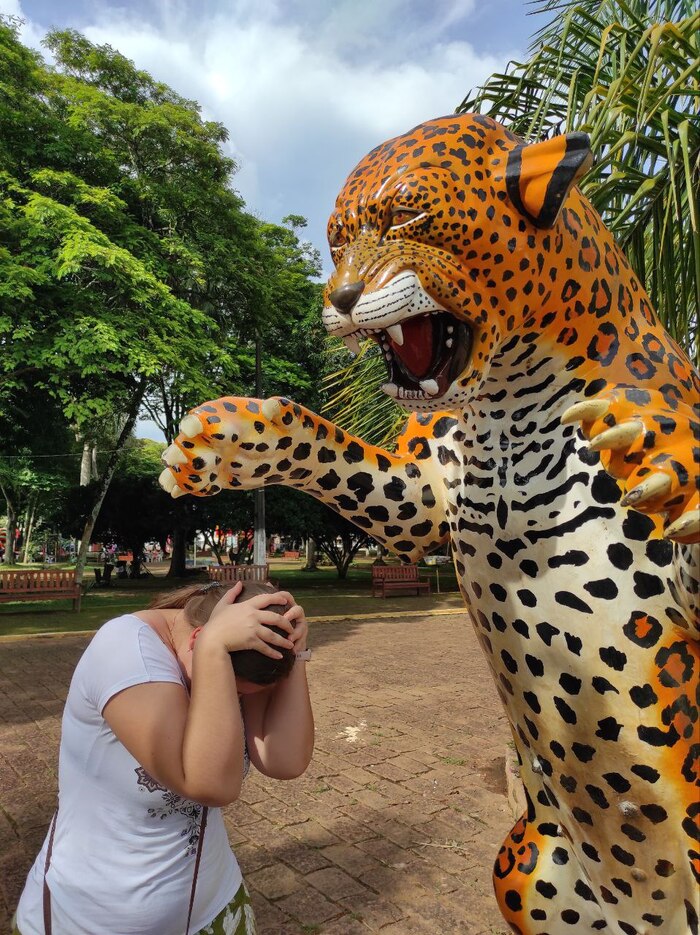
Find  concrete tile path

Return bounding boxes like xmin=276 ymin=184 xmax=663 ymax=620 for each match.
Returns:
xmin=0 ymin=611 xmax=513 ymax=934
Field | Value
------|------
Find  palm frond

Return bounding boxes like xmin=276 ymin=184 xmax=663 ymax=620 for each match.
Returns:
xmin=322 ymin=339 xmax=406 ymax=447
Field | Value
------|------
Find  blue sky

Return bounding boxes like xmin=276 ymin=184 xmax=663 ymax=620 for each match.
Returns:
xmin=6 ymin=0 xmax=538 ymax=439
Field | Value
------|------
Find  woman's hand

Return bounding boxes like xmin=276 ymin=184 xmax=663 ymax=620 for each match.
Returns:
xmin=284 ymin=602 xmax=308 ymax=653
xmin=200 ymin=585 xmax=296 ymax=659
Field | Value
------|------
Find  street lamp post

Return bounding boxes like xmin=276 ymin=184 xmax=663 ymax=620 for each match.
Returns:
xmin=253 ymin=333 xmax=267 ymax=567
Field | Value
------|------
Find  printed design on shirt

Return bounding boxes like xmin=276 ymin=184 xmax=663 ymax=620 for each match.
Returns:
xmin=134 ymin=766 xmax=202 ymax=856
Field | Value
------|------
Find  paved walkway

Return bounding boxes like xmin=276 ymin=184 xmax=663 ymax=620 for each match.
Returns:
xmin=0 ymin=611 xmax=513 ymax=934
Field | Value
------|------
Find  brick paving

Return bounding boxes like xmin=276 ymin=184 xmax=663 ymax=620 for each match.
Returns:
xmin=0 ymin=611 xmax=513 ymax=934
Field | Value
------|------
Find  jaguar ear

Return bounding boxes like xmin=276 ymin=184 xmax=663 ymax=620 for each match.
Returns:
xmin=506 ymin=132 xmax=593 ymax=229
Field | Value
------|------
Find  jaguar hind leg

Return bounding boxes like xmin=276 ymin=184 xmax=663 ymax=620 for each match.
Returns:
xmin=494 ymin=811 xmax=606 ymax=935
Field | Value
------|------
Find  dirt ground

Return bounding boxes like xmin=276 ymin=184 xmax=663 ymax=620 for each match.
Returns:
xmin=0 ymin=609 xmax=514 ymax=934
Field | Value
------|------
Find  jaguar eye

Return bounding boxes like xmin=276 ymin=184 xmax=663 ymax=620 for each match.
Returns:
xmin=329 ymin=227 xmax=347 ymax=249
xmin=390 ymin=207 xmax=420 ymax=228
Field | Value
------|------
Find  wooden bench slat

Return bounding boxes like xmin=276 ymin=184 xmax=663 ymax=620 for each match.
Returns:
xmin=207 ymin=565 xmax=270 ymax=583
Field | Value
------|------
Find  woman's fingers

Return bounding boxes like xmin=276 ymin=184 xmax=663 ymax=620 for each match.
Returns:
xmin=256 ymin=610 xmax=295 ymax=634
xmin=284 ymin=604 xmax=308 ymax=644
xmin=209 ymin=581 xmax=243 ymax=620
xmin=253 ymin=638 xmax=285 ymax=660
xmin=255 ymin=623 xmax=294 ymax=649
xmin=250 ymin=590 xmax=294 ymax=610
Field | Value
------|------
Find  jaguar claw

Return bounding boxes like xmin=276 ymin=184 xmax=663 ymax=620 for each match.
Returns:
xmin=179 ymin=414 xmax=203 ymax=438
xmin=162 ymin=443 xmax=188 ymax=466
xmin=588 ymin=420 xmax=643 ymax=451
xmin=664 ymin=510 xmax=700 ymax=541
xmin=261 ymin=398 xmax=283 ymax=423
xmin=621 ymin=472 xmax=671 ymax=507
xmin=561 ymin=398 xmax=610 ymax=425
xmin=159 ymin=468 xmax=177 ymax=492
xmin=170 ymin=486 xmax=187 ymax=499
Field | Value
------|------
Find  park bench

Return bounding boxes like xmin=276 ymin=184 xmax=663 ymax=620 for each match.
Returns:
xmin=0 ymin=569 xmax=82 ymax=611
xmin=207 ymin=564 xmax=271 ymax=584
xmin=371 ymin=564 xmax=431 ymax=598
xmin=283 ymin=550 xmax=300 ymax=559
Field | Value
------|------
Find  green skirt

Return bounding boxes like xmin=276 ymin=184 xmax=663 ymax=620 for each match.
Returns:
xmin=195 ymin=881 xmax=257 ymax=935
xmin=12 ymin=881 xmax=256 ymax=935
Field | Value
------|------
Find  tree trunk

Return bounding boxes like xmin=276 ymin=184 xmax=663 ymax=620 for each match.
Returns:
xmin=253 ymin=335 xmax=266 ymax=566
xmin=168 ymin=519 xmax=189 ymax=577
xmin=303 ymin=537 xmax=317 ymax=571
xmin=74 ymin=385 xmax=146 ymax=585
xmin=90 ymin=444 xmax=99 ymax=481
xmin=79 ymin=439 xmax=92 ymax=486
xmin=128 ymin=541 xmax=144 ymax=578
xmin=203 ymin=529 xmax=223 ymax=565
xmin=2 ymin=491 xmax=17 ymax=566
xmin=254 ymin=489 xmax=266 ymax=565
xmin=21 ymin=493 xmax=37 ymax=564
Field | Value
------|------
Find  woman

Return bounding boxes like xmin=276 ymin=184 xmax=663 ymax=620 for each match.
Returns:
xmin=14 ymin=579 xmax=314 ymax=935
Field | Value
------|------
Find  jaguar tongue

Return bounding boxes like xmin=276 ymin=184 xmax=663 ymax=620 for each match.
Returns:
xmin=388 ymin=316 xmax=434 ymax=379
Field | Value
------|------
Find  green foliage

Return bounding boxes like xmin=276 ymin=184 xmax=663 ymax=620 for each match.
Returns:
xmin=265 ymin=487 xmax=371 ymax=578
xmin=323 ymin=339 xmax=405 ymax=449
xmin=0 ymin=23 xmax=324 ymax=438
xmin=0 ymin=389 xmax=77 ymax=563
xmin=0 ymin=21 xmax=325 ymax=572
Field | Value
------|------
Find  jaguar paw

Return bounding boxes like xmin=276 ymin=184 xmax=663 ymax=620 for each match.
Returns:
xmin=159 ymin=395 xmax=293 ymax=497
xmin=562 ymin=385 xmax=699 ymax=543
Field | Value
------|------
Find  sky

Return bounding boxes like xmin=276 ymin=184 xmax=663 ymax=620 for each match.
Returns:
xmin=6 ymin=0 xmax=539 ymax=438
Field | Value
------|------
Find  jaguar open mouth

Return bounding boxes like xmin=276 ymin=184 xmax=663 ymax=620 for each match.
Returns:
xmin=352 ymin=312 xmax=472 ymax=400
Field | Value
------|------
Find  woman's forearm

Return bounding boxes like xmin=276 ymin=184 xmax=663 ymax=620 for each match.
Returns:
xmin=253 ymin=662 xmax=314 ymax=778
xmin=182 ymin=639 xmax=246 ymax=805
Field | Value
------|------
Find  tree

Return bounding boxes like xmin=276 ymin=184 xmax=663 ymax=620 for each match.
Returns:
xmin=265 ymin=488 xmax=371 ymax=578
xmin=0 ymin=23 xmax=325 ymax=580
xmin=142 ymin=213 xmax=325 ymax=576
xmin=0 ymin=390 xmax=75 ymax=564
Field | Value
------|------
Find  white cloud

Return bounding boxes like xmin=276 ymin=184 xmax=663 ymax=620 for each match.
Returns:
xmin=5 ymin=0 xmax=522 ymax=268
xmin=2 ymin=0 xmax=44 ymax=48
xmin=58 ymin=0 xmax=517 ymax=269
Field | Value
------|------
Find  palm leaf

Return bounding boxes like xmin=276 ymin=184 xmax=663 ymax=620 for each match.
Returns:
xmin=322 ymin=338 xmax=405 ymax=447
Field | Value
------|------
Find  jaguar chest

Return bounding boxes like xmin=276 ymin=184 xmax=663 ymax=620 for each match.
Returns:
xmin=442 ymin=401 xmax=679 ymax=731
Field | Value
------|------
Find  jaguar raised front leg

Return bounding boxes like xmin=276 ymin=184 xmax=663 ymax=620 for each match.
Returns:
xmin=159 ymin=395 xmax=451 ymax=562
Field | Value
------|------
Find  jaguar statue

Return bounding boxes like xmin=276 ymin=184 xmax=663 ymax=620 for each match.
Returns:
xmin=160 ymin=114 xmax=699 ymax=935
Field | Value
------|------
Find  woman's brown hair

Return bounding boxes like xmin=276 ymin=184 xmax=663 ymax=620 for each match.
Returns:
xmin=149 ymin=580 xmax=295 ymax=685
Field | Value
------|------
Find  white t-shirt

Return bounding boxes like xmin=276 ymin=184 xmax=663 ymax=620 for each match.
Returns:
xmin=16 ymin=614 xmax=243 ymax=935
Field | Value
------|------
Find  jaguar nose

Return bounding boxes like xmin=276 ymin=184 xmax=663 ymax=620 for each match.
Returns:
xmin=329 ymin=280 xmax=365 ymax=315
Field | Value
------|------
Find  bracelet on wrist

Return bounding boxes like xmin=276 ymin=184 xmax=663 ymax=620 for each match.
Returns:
xmin=295 ymin=649 xmax=312 ymax=662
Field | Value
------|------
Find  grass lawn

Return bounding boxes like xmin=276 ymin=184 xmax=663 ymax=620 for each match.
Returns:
xmin=0 ymin=559 xmax=463 ymax=638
